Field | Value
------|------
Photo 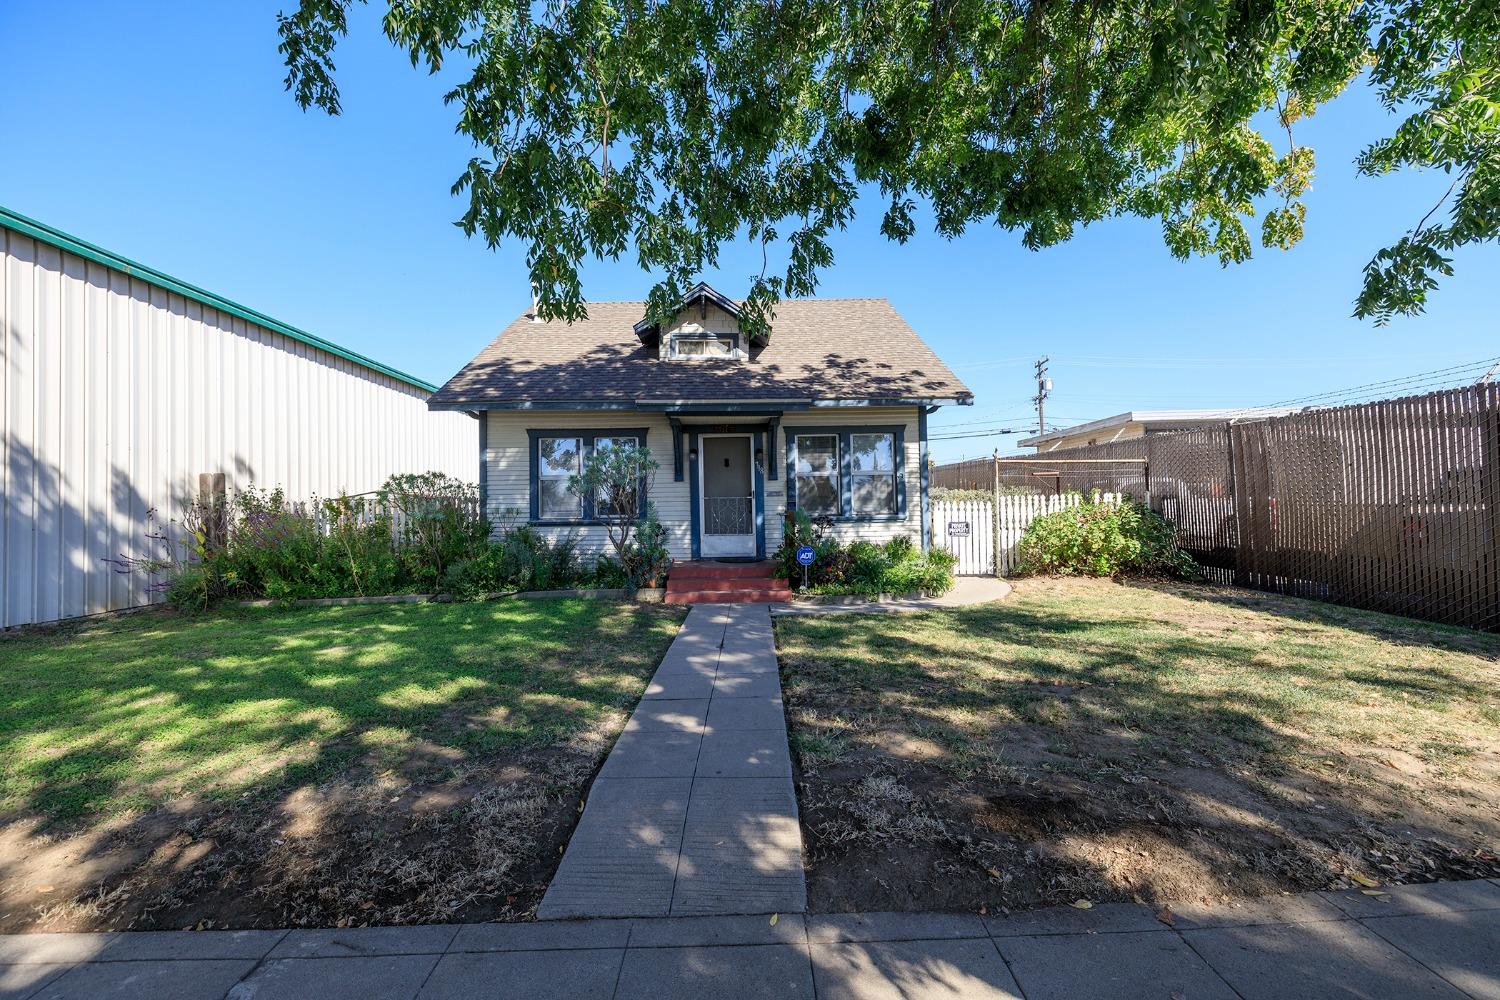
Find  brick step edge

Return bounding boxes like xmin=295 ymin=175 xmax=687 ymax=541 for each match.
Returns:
xmin=667 ymin=564 xmax=778 ymax=580
xmin=664 ymin=589 xmax=795 ymax=605
xmin=664 ymin=578 xmax=790 ymax=593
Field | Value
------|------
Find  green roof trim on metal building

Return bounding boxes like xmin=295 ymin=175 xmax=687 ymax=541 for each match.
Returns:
xmin=0 ymin=204 xmax=439 ymax=394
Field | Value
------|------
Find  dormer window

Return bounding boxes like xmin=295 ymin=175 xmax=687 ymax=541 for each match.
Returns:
xmin=669 ymin=332 xmax=739 ymax=359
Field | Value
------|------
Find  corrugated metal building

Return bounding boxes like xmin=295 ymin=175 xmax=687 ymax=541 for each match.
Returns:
xmin=0 ymin=207 xmax=477 ymax=628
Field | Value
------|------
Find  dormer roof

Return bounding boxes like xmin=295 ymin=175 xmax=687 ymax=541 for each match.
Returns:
xmin=633 ymin=282 xmax=748 ymax=346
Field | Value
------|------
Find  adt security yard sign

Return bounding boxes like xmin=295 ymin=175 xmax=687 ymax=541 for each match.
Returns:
xmin=947 ymin=521 xmax=971 ymax=537
xmin=795 ymin=544 xmax=815 ymax=589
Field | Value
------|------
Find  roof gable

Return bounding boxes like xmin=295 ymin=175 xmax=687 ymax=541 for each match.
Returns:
xmin=430 ymin=297 xmax=972 ymax=409
xmin=633 ymin=282 xmax=749 ymax=346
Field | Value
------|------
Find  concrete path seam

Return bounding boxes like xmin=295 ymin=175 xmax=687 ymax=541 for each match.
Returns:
xmin=1356 ymin=915 xmax=1485 ymax=1000
xmin=663 ymin=611 xmax=727 ymax=917
xmin=1173 ymin=927 xmax=1251 ymax=1000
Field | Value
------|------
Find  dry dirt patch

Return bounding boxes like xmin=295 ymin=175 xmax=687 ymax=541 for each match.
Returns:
xmin=776 ymin=577 xmax=1500 ymax=914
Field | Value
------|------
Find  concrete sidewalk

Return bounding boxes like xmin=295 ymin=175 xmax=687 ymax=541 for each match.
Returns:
xmin=3 ymin=880 xmax=1497 ymax=999
xmin=537 ymin=603 xmax=805 ymax=919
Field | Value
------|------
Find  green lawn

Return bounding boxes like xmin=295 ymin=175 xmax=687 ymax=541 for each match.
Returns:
xmin=1 ymin=599 xmax=686 ymax=828
xmin=776 ymin=577 xmax=1500 ymax=913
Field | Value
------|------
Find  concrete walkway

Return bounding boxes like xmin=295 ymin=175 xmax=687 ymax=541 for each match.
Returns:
xmin=537 ymin=603 xmax=805 ymax=919
xmin=4 ymin=880 xmax=1498 ymax=999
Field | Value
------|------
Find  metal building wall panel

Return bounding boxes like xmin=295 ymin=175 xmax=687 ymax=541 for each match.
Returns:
xmin=0 ymin=227 xmax=477 ymax=628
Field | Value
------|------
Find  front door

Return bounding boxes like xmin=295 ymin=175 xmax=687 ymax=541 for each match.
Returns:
xmin=699 ymin=434 xmax=756 ymax=557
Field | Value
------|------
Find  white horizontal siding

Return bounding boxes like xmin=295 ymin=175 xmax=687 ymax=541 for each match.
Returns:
xmin=1 ymin=228 xmax=477 ymax=628
xmin=483 ymin=411 xmax=693 ymax=561
xmin=481 ymin=406 xmax=923 ymax=564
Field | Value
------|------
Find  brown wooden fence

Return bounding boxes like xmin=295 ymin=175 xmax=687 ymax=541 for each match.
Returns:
xmin=931 ymin=384 xmax=1500 ymax=630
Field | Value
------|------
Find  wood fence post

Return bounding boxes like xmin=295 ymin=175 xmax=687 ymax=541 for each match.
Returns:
xmin=198 ymin=472 xmax=227 ymax=553
xmin=1226 ymin=423 xmax=1251 ymax=588
xmin=992 ymin=450 xmax=1002 ymax=577
xmin=1482 ymin=399 xmax=1500 ymax=630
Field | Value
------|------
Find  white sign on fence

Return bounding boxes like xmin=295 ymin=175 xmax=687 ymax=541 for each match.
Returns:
xmin=933 ymin=493 xmax=1122 ymax=576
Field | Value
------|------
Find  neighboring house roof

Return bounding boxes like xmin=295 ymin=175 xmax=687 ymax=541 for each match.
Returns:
xmin=0 ymin=204 xmax=441 ymax=394
xmin=1018 ymin=408 xmax=1298 ymax=448
xmin=429 ymin=297 xmax=972 ymax=409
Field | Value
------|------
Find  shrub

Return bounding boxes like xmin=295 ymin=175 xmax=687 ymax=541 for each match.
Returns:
xmin=881 ymin=546 xmax=958 ymax=595
xmin=773 ymin=509 xmax=818 ymax=581
xmin=377 ymin=472 xmax=489 ymax=589
xmin=117 ymin=473 xmax=496 ymax=608
xmin=439 ymin=525 xmax=587 ymax=598
xmin=847 ymin=540 xmax=889 ymax=595
xmin=589 ymin=555 xmax=631 ymax=589
xmin=1014 ymin=495 xmax=1198 ymax=578
xmin=495 ymin=525 xmax=581 ymax=591
xmin=778 ymin=528 xmax=957 ymax=598
xmin=884 ymin=534 xmax=915 ymax=561
xmin=625 ymin=509 xmax=672 ymax=586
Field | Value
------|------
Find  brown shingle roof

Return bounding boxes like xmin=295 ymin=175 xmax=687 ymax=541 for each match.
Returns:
xmin=429 ymin=298 xmax=971 ymax=408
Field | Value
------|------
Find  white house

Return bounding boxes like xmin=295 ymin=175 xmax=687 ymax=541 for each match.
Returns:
xmin=428 ymin=283 xmax=971 ymax=596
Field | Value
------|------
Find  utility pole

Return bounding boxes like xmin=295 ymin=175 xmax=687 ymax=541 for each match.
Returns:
xmin=1033 ymin=357 xmax=1052 ymax=435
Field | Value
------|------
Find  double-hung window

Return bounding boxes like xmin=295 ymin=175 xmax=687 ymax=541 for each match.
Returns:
xmin=530 ymin=429 xmax=649 ymax=523
xmin=592 ymin=436 xmax=640 ymax=519
xmin=850 ymin=433 xmax=897 ymax=515
xmin=787 ymin=426 xmax=906 ymax=519
xmin=536 ymin=437 xmax=583 ymax=519
xmin=793 ymin=434 xmax=840 ymax=516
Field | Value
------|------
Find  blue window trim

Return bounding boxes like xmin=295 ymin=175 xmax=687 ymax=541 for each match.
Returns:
xmin=527 ymin=428 xmax=650 ymax=525
xmin=783 ymin=425 xmax=907 ymax=522
xmin=687 ymin=429 xmax=700 ymax=558
xmin=918 ymin=407 xmax=932 ymax=551
xmin=478 ymin=415 xmax=489 ymax=517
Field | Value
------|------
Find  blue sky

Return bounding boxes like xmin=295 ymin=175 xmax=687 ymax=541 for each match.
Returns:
xmin=3 ymin=1 xmax=1494 ymax=463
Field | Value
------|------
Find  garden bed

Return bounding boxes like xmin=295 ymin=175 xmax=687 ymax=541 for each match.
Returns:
xmin=775 ymin=577 xmax=1500 ymax=915
xmin=0 ymin=599 xmax=686 ymax=932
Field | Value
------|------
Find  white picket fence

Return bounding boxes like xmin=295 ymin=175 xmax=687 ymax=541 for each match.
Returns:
xmin=933 ymin=493 xmax=1123 ymax=575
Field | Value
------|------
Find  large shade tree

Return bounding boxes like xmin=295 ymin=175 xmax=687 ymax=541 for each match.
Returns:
xmin=278 ymin=0 xmax=1497 ymax=334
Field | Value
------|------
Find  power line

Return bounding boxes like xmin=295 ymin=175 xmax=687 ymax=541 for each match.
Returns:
xmin=929 ymin=427 xmax=1037 ymax=442
xmin=1225 ymin=357 xmax=1500 ymax=415
xmin=950 ymin=352 xmax=1440 ymax=373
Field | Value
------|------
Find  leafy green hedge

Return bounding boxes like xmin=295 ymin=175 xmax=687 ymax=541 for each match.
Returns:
xmin=773 ymin=512 xmax=957 ymax=597
xmin=1013 ymin=495 xmax=1197 ymax=579
xmin=125 ymin=474 xmax=618 ymax=609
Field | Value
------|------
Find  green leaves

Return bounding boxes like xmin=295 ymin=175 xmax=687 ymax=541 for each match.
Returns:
xmin=278 ymin=0 xmax=1493 ymax=326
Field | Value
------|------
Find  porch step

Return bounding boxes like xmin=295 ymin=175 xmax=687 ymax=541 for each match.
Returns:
xmin=668 ymin=561 xmax=779 ymax=581
xmin=669 ymin=576 xmax=791 ymax=593
xmin=664 ymin=560 xmax=789 ymax=604
xmin=663 ymin=586 xmax=794 ymax=605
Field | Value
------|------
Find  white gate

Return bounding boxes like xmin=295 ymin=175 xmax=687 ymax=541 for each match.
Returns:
xmin=934 ymin=493 xmax=1123 ymax=576
xmin=932 ymin=498 xmax=993 ymax=575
